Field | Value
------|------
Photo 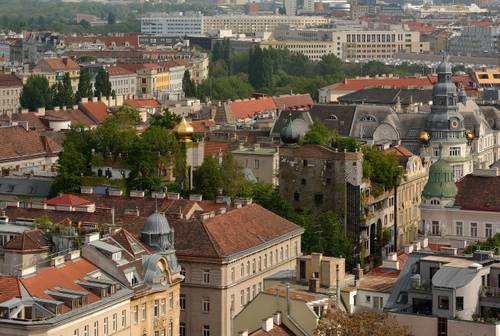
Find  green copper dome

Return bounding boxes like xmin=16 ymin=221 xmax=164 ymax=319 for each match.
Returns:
xmin=422 ymin=158 xmax=457 ymax=199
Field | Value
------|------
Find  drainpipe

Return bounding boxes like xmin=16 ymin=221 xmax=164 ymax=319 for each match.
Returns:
xmin=336 ymin=264 xmax=341 ymax=307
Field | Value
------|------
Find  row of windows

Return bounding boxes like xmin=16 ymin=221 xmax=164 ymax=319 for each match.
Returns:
xmin=178 ymin=322 xmax=210 ymax=336
xmin=132 ymin=294 xmax=174 ymax=324
xmin=430 ymin=220 xmax=496 ymax=238
xmin=73 ymin=310 xmax=126 ymax=336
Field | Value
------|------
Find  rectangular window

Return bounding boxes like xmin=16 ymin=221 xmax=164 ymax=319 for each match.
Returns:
xmin=112 ymin=313 xmax=117 ymax=331
xmin=485 ymin=223 xmax=493 ymax=238
xmin=84 ymin=326 xmax=89 ymax=336
xmin=141 ymin=303 xmax=146 ymax=321
xmin=93 ymin=321 xmax=98 ymax=336
xmin=169 ymin=292 xmax=174 ymax=309
xmin=180 ymin=294 xmax=186 ymax=310
xmin=432 ymin=220 xmax=440 ymax=235
xmin=104 ymin=318 xmax=108 ymax=336
xmin=470 ymin=222 xmax=478 ymax=237
xmin=231 ymin=267 xmax=235 ymax=281
xmin=449 ymin=146 xmax=461 ymax=156
xmin=240 ymin=290 xmax=245 ymax=306
xmin=133 ymin=305 xmax=138 ymax=324
xmin=203 ymin=325 xmax=210 ymax=336
xmin=456 ymin=222 xmax=463 ymax=236
xmin=230 ymin=294 xmax=235 ymax=311
xmin=203 ymin=269 xmax=210 ymax=284
xmin=438 ymin=296 xmax=449 ymax=310
xmin=453 ymin=165 xmax=463 ymax=179
xmin=246 ymin=288 xmax=250 ymax=303
xmin=161 ymin=298 xmax=166 ymax=315
xmin=202 ymin=297 xmax=210 ymax=313
xmin=154 ymin=300 xmax=160 ymax=317
xmin=456 ymin=296 xmax=464 ymax=311
xmin=121 ymin=309 xmax=126 ymax=328
xmin=180 ymin=323 xmax=186 ymax=336
xmin=254 ymin=160 xmax=259 ymax=169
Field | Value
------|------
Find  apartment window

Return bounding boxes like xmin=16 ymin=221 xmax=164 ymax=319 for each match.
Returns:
xmin=285 ymin=245 xmax=289 ymax=259
xmin=301 ymin=178 xmax=306 ymax=185
xmin=453 ymin=165 xmax=464 ymax=179
xmin=154 ymin=300 xmax=160 ymax=317
xmin=254 ymin=160 xmax=259 ymax=169
xmin=456 ymin=296 xmax=464 ymax=311
xmin=270 ymin=251 xmax=273 ymax=266
xmin=246 ymin=288 xmax=251 ymax=303
xmin=314 ymin=193 xmax=324 ymax=206
xmin=366 ymin=295 xmax=371 ymax=303
xmin=240 ymin=290 xmax=245 ymax=306
xmin=93 ymin=321 xmax=98 ymax=336
xmin=168 ymin=320 xmax=173 ymax=336
xmin=180 ymin=323 xmax=186 ymax=336
xmin=247 ymin=261 xmax=250 ymax=275
xmin=456 ymin=221 xmax=463 ymax=236
xmin=449 ymin=146 xmax=461 ymax=157
xmin=202 ymin=297 xmax=210 ymax=313
xmin=141 ymin=303 xmax=147 ymax=321
xmin=280 ymin=247 xmax=284 ymax=261
xmin=431 ymin=220 xmax=440 ymax=235
xmin=485 ymin=223 xmax=493 ymax=238
xmin=169 ymin=292 xmax=174 ymax=309
xmin=293 ymin=192 xmax=300 ymax=201
xmin=121 ymin=309 xmax=126 ymax=328
xmin=470 ymin=222 xmax=478 ymax=237
xmin=74 ymin=329 xmax=79 ymax=336
xmin=133 ymin=305 xmax=138 ymax=324
xmin=252 ymin=284 xmax=256 ymax=298
xmin=180 ymin=294 xmax=186 ymax=310
xmin=84 ymin=325 xmax=89 ymax=336
xmin=103 ymin=318 xmax=108 ymax=335
xmin=203 ymin=325 xmax=210 ymax=336
xmin=231 ymin=267 xmax=235 ymax=281
xmin=438 ymin=296 xmax=449 ymax=310
xmin=112 ymin=313 xmax=117 ymax=331
xmin=230 ymin=294 xmax=235 ymax=311
xmin=264 ymin=254 xmax=268 ymax=268
xmin=240 ymin=263 xmax=244 ymax=277
xmin=161 ymin=298 xmax=166 ymax=315
xmin=203 ymin=269 xmax=210 ymax=284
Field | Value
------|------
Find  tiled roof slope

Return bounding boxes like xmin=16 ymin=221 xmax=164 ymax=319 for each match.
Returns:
xmin=0 ymin=74 xmax=22 ymax=87
xmin=3 ymin=229 xmax=49 ymax=252
xmin=46 ymin=194 xmax=94 ymax=206
xmin=79 ymin=101 xmax=108 ymax=123
xmin=0 ymin=276 xmax=21 ymax=303
xmin=0 ymin=126 xmax=62 ymax=161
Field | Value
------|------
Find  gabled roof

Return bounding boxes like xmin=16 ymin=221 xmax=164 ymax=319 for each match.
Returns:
xmin=229 ymin=97 xmax=277 ymax=120
xmin=46 ymin=194 xmax=93 ymax=207
xmin=0 ymin=276 xmax=21 ymax=303
xmin=42 ymin=57 xmax=80 ymax=71
xmin=191 ymin=119 xmax=216 ymax=133
xmin=309 ymin=104 xmax=357 ymax=137
xmin=273 ymin=94 xmax=314 ymax=110
xmin=107 ymin=66 xmax=135 ymax=76
xmin=3 ymin=229 xmax=49 ymax=253
xmin=79 ymin=101 xmax=108 ymax=123
xmin=0 ymin=126 xmax=62 ymax=161
xmin=204 ymin=141 xmax=235 ymax=159
xmin=111 ymin=228 xmax=149 ymax=257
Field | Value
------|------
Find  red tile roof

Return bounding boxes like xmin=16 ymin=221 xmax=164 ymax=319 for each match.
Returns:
xmin=0 ymin=276 xmax=21 ymax=303
xmin=204 ymin=141 xmax=234 ymax=159
xmin=273 ymin=94 xmax=314 ymax=110
xmin=43 ymin=57 xmax=80 ymax=71
xmin=46 ymin=194 xmax=93 ymax=207
xmin=126 ymin=99 xmax=160 ymax=108
xmin=333 ymin=77 xmax=433 ymax=91
xmin=367 ymin=253 xmax=409 ymax=279
xmin=250 ymin=324 xmax=294 ymax=335
xmin=384 ymin=145 xmax=415 ymax=166
xmin=63 ymin=33 xmax=140 ymax=48
xmin=79 ymin=101 xmax=108 ymax=123
xmin=191 ymin=119 xmax=216 ymax=133
xmin=3 ymin=229 xmax=49 ymax=253
xmin=229 ymin=97 xmax=277 ymax=120
xmin=46 ymin=108 xmax=98 ymax=128
xmin=203 ymin=203 xmax=301 ymax=257
xmin=0 ymin=74 xmax=22 ymax=88
xmin=20 ymin=259 xmax=100 ymax=313
xmin=455 ymin=174 xmax=500 ymax=212
xmin=107 ymin=66 xmax=135 ymax=76
xmin=0 ymin=126 xmax=62 ymax=162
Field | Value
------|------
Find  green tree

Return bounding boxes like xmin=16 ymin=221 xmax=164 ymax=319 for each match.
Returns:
xmin=303 ymin=120 xmax=335 ymax=145
xmin=220 ymin=152 xmax=251 ymax=197
xmin=196 ymin=74 xmax=254 ymax=101
xmin=20 ymin=75 xmax=53 ymax=111
xmin=362 ymin=146 xmax=404 ymax=192
xmin=465 ymin=233 xmax=500 ymax=254
xmin=107 ymin=12 xmax=116 ymax=25
xmin=80 ymin=20 xmax=91 ymax=29
xmin=52 ymin=73 xmax=74 ymax=108
xmin=94 ymin=67 xmax=112 ymax=98
xmin=126 ymin=137 xmax=160 ymax=191
xmin=251 ymin=183 xmax=298 ymax=221
xmin=149 ymin=108 xmax=182 ymax=130
xmin=76 ymin=68 xmax=93 ymax=102
xmin=33 ymin=215 xmax=54 ymax=231
xmin=193 ymin=155 xmax=224 ymax=200
xmin=182 ymin=70 xmax=197 ymax=97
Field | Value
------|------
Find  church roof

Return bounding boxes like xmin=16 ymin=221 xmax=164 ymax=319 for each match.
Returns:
xmin=422 ymin=158 xmax=457 ymax=199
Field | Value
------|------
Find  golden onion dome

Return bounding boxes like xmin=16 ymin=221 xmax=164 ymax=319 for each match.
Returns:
xmin=419 ymin=131 xmax=430 ymax=143
xmin=175 ymin=117 xmax=194 ymax=142
xmin=465 ymin=129 xmax=474 ymax=141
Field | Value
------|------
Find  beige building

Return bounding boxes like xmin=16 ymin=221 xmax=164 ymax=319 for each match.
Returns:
xmin=0 ymin=74 xmax=22 ymax=115
xmin=108 ymin=66 xmax=138 ymax=97
xmin=203 ymin=15 xmax=330 ymax=34
xmin=33 ymin=57 xmax=81 ymax=92
xmin=232 ymin=144 xmax=279 ymax=186
xmin=270 ymin=25 xmax=429 ymax=61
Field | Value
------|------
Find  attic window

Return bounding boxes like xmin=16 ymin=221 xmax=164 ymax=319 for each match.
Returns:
xmin=328 ymin=115 xmax=338 ymax=120
xmin=360 ymin=115 xmax=377 ymax=122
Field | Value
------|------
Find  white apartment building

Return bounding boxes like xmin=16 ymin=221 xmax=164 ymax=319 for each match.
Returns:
xmin=141 ymin=12 xmax=204 ymax=36
xmin=270 ymin=25 xmax=429 ymax=61
xmin=107 ymin=66 xmax=137 ymax=97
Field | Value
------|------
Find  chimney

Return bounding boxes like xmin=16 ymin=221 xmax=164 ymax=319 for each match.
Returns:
xmin=189 ymin=194 xmax=203 ymax=201
xmin=167 ymin=192 xmax=180 ymax=200
xmin=404 ymin=244 xmax=414 ymax=255
xmin=80 ymin=186 xmax=94 ymax=194
xmin=81 ymin=98 xmax=89 ymax=103
xmin=382 ymin=252 xmax=400 ymax=270
xmin=68 ymin=250 xmax=80 ymax=261
xmin=130 ymin=190 xmax=145 ymax=198
xmin=92 ymin=97 xmax=98 ymax=102
xmin=308 ymin=277 xmax=320 ymax=293
xmin=238 ymin=331 xmax=249 ymax=336
xmin=440 ymin=247 xmax=458 ymax=256
xmin=273 ymin=312 xmax=281 ymax=325
xmin=51 ymin=255 xmax=65 ymax=268
xmin=353 ymin=263 xmax=363 ymax=280
xmin=36 ymin=107 xmax=45 ymax=116
xmin=261 ymin=317 xmax=273 ymax=332
xmin=151 ymin=191 xmax=166 ymax=199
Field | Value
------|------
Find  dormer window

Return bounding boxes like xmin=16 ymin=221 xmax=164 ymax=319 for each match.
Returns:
xmin=111 ymin=251 xmax=122 ymax=261
xmin=360 ymin=115 xmax=377 ymax=122
xmin=328 ymin=114 xmax=338 ymax=120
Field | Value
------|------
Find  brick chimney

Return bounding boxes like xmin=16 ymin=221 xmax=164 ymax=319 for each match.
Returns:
xmin=308 ymin=277 xmax=320 ymax=293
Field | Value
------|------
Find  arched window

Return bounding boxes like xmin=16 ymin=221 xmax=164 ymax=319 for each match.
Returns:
xmin=360 ymin=115 xmax=377 ymax=122
xmin=328 ymin=114 xmax=338 ymax=120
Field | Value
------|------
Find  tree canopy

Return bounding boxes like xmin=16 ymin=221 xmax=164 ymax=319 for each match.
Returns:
xmin=76 ymin=68 xmax=93 ymax=102
xmin=94 ymin=67 xmax=113 ymax=98
xmin=20 ymin=75 xmax=53 ymax=111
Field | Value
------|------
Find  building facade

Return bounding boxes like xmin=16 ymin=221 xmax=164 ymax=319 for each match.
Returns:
xmin=108 ymin=66 xmax=138 ymax=97
xmin=141 ymin=12 xmax=204 ymax=36
xmin=232 ymin=144 xmax=279 ymax=186
xmin=0 ymin=74 xmax=22 ymax=115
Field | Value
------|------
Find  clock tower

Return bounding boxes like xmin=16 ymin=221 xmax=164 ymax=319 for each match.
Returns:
xmin=421 ymin=59 xmax=473 ymax=179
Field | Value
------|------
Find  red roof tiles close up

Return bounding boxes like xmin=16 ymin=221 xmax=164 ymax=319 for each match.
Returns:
xmin=46 ymin=194 xmax=93 ymax=207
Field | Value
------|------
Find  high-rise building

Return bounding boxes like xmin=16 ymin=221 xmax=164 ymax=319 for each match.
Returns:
xmin=284 ymin=0 xmax=298 ymax=15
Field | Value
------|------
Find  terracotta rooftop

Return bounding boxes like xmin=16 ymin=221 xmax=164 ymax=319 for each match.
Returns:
xmin=0 ymin=74 xmax=22 ymax=87
xmin=0 ymin=276 xmax=21 ymax=303
xmin=43 ymin=57 xmax=80 ymax=71
xmin=79 ymin=101 xmax=108 ymax=123
xmin=63 ymin=33 xmax=140 ymax=48
xmin=20 ymin=259 xmax=100 ymax=313
xmin=126 ymin=99 xmax=160 ymax=108
xmin=46 ymin=194 xmax=94 ymax=207
xmin=264 ymin=285 xmax=327 ymax=303
xmin=273 ymin=94 xmax=314 ymax=110
xmin=0 ymin=126 xmax=62 ymax=162
xmin=250 ymin=324 xmax=295 ymax=336
xmin=204 ymin=141 xmax=235 ymax=159
xmin=107 ymin=66 xmax=135 ymax=76
xmin=228 ymin=94 xmax=314 ymax=120
xmin=384 ymin=145 xmax=415 ymax=166
xmin=3 ymin=229 xmax=49 ymax=253
xmin=455 ymin=174 xmax=500 ymax=212
xmin=191 ymin=119 xmax=216 ymax=133
xmin=280 ymin=144 xmax=363 ymax=161
xmin=358 ymin=274 xmax=399 ymax=293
